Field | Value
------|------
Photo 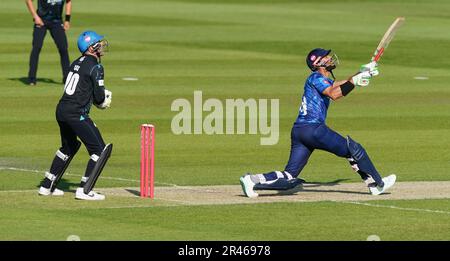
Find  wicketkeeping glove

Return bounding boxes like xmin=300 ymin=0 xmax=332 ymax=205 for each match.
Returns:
xmin=96 ymin=89 xmax=112 ymax=109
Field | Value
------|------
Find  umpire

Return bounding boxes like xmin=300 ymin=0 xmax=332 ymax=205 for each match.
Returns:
xmin=25 ymin=0 xmax=72 ymax=85
xmin=38 ymin=31 xmax=112 ymax=200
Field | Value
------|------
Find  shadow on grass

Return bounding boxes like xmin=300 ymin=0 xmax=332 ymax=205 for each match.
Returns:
xmin=252 ymin=178 xmax=373 ymax=197
xmin=35 ymin=178 xmax=79 ymax=193
xmin=9 ymin=77 xmax=61 ymax=86
xmin=125 ymin=189 xmax=141 ymax=196
xmin=297 ymin=189 xmax=374 ymax=196
xmin=254 ymin=188 xmax=372 ymax=197
xmin=302 ymin=178 xmax=351 ymax=187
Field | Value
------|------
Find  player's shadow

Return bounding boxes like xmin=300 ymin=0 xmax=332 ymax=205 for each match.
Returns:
xmin=302 ymin=178 xmax=350 ymax=187
xmin=125 ymin=189 xmax=141 ymax=196
xmin=9 ymin=77 xmax=61 ymax=86
xmin=35 ymin=178 xmax=79 ymax=193
xmin=297 ymin=188 xmax=373 ymax=195
xmin=299 ymin=178 xmax=381 ymax=195
xmin=255 ymin=178 xmax=372 ymax=197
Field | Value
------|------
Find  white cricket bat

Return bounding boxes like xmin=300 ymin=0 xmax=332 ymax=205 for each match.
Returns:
xmin=371 ymin=17 xmax=405 ymax=62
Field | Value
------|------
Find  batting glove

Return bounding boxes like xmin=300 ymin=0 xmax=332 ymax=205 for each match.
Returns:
xmin=360 ymin=61 xmax=379 ymax=76
xmin=352 ymin=71 xmax=372 ymax=87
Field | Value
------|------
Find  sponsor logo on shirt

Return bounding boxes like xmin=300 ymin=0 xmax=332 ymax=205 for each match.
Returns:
xmin=47 ymin=0 xmax=63 ymax=5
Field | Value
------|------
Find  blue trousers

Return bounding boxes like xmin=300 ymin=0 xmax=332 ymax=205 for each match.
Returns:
xmin=284 ymin=123 xmax=350 ymax=177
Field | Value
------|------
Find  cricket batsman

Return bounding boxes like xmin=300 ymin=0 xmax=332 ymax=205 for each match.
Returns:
xmin=38 ymin=31 xmax=113 ymax=200
xmin=240 ymin=48 xmax=396 ymax=198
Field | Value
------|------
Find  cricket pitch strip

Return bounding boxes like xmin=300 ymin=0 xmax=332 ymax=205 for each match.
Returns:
xmin=98 ymin=181 xmax=450 ymax=206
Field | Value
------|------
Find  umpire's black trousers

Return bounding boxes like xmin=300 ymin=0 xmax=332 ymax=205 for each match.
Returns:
xmin=28 ymin=20 xmax=70 ymax=83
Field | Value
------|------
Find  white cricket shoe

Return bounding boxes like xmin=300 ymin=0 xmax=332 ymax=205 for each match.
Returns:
xmin=38 ymin=186 xmax=64 ymax=196
xmin=369 ymin=174 xmax=396 ymax=195
xmin=240 ymin=174 xmax=259 ymax=198
xmin=75 ymin=187 xmax=105 ymax=201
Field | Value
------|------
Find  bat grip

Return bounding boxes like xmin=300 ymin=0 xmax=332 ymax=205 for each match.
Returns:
xmin=373 ymin=48 xmax=384 ymax=62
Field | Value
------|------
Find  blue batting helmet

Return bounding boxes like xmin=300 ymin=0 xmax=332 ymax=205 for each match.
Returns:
xmin=306 ymin=48 xmax=331 ymax=71
xmin=77 ymin=31 xmax=104 ymax=53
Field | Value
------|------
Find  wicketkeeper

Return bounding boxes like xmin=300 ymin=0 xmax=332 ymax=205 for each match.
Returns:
xmin=240 ymin=48 xmax=396 ymax=198
xmin=38 ymin=31 xmax=113 ymax=200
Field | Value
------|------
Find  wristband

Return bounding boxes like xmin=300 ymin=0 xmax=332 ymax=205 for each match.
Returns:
xmin=65 ymin=14 xmax=71 ymax=22
xmin=340 ymin=81 xmax=355 ymax=96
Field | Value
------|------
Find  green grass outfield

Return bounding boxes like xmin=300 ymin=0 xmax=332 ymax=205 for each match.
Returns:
xmin=0 ymin=0 xmax=449 ymax=240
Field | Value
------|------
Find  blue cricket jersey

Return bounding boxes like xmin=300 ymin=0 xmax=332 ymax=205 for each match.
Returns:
xmin=295 ymin=72 xmax=334 ymax=125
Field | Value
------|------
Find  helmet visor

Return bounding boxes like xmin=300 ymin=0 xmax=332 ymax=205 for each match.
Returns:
xmin=315 ymin=53 xmax=339 ymax=69
xmin=328 ymin=53 xmax=339 ymax=67
xmin=92 ymin=39 xmax=109 ymax=56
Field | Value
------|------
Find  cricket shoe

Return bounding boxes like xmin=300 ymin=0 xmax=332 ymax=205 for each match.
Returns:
xmin=38 ymin=186 xmax=64 ymax=196
xmin=239 ymin=174 xmax=259 ymax=198
xmin=75 ymin=187 xmax=105 ymax=201
xmin=363 ymin=177 xmax=375 ymax=186
xmin=369 ymin=174 xmax=396 ymax=195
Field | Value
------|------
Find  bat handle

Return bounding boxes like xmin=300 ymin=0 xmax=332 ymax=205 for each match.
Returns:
xmin=372 ymin=48 xmax=384 ymax=62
